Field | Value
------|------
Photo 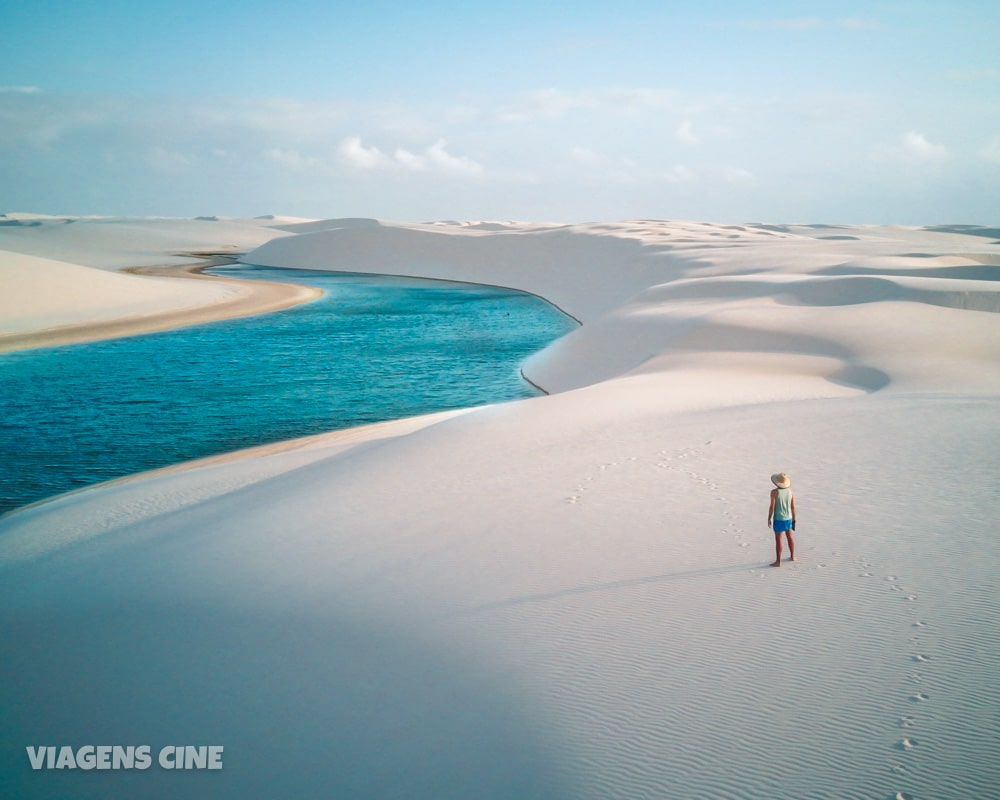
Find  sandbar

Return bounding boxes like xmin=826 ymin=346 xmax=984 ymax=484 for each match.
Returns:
xmin=0 ymin=254 xmax=321 ymax=353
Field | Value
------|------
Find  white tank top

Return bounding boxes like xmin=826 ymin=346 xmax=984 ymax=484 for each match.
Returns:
xmin=774 ymin=487 xmax=793 ymax=520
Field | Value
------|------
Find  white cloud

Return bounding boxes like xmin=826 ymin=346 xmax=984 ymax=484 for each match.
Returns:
xmin=676 ymin=120 xmax=699 ymax=146
xmin=337 ymin=136 xmax=391 ymax=169
xmin=425 ymin=139 xmax=482 ymax=176
xmin=393 ymin=148 xmax=427 ymax=171
xmin=1 ymin=84 xmax=993 ymax=223
xmin=875 ymin=132 xmax=950 ymax=166
xmin=900 ymin=131 xmax=949 ymax=162
xmin=337 ymin=136 xmax=481 ymax=176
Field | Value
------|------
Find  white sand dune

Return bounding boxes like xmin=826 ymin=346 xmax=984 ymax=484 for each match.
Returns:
xmin=0 ymin=215 xmax=317 ymax=350
xmin=0 ymin=250 xmax=238 ymax=335
xmin=1 ymin=217 xmax=998 ymax=799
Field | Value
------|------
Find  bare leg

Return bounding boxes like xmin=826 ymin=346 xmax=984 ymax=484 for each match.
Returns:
xmin=771 ymin=532 xmax=782 ymax=567
xmin=787 ymin=531 xmax=796 ymax=562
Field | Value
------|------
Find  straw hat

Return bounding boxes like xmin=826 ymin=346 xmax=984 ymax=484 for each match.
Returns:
xmin=771 ymin=472 xmax=791 ymax=488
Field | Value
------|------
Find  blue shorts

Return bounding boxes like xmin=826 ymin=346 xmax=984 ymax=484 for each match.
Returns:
xmin=773 ymin=518 xmax=793 ymax=533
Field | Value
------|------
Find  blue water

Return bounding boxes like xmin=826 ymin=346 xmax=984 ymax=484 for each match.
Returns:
xmin=0 ymin=265 xmax=576 ymax=515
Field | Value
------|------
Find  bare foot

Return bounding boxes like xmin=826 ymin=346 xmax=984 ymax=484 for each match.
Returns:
xmin=789 ymin=557 xmax=796 ymax=562
xmin=770 ymin=561 xmax=781 ymax=567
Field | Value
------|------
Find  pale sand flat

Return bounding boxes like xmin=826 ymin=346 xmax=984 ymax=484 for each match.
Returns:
xmin=0 ymin=257 xmax=321 ymax=353
xmin=0 ymin=215 xmax=320 ymax=352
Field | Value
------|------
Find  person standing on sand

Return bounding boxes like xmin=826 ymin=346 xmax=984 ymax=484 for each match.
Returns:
xmin=767 ymin=472 xmax=796 ymax=567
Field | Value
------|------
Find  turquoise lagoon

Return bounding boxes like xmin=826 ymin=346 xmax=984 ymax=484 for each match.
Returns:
xmin=0 ymin=266 xmax=576 ymax=515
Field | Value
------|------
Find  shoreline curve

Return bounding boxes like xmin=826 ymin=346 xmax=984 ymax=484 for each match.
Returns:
xmin=0 ymin=254 xmax=322 ymax=354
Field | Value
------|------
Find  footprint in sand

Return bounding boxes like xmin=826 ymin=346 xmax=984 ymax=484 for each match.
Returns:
xmin=912 ymin=654 xmax=930 ymax=663
xmin=896 ymin=738 xmax=917 ymax=750
xmin=912 ymin=621 xmax=926 ymax=628
xmin=905 ymin=594 xmax=917 ymax=601
xmin=909 ymin=692 xmax=930 ymax=702
xmin=899 ymin=716 xmax=915 ymax=728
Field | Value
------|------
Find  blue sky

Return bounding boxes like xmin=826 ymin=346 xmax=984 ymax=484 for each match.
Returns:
xmin=1 ymin=0 xmax=998 ymax=223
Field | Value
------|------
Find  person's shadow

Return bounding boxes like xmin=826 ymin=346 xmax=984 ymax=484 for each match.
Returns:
xmin=459 ymin=562 xmax=758 ymax=615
